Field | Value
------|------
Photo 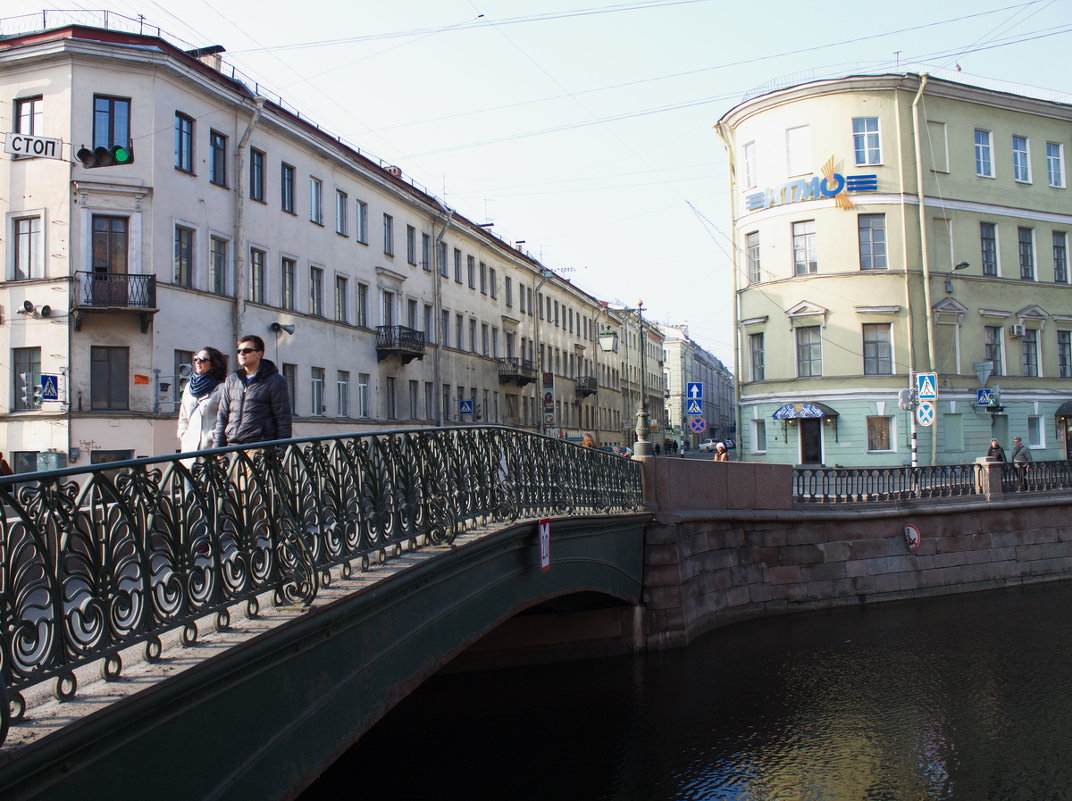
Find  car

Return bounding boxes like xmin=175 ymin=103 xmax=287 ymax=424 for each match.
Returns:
xmin=698 ymin=439 xmax=719 ymax=452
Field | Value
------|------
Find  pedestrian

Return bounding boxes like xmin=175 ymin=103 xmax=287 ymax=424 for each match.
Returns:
xmin=653 ymin=442 xmax=661 ymax=456
xmin=986 ymin=438 xmax=1006 ymax=462
xmin=581 ymin=433 xmax=596 ymax=449
xmin=213 ymin=334 xmax=292 ymax=447
xmin=1010 ymin=437 xmax=1032 ymax=464
xmin=177 ymin=346 xmax=227 ymax=452
xmin=0 ymin=451 xmax=12 ymax=476
xmin=713 ymin=442 xmax=728 ymax=462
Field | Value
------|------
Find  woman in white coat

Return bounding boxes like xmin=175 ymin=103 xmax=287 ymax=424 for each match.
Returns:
xmin=177 ymin=346 xmax=227 ymax=452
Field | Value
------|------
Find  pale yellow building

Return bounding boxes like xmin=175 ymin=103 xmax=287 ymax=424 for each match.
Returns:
xmin=717 ymin=73 xmax=1072 ymax=466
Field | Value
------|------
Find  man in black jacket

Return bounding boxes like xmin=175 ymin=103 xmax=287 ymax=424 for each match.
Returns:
xmin=213 ymin=334 xmax=292 ymax=447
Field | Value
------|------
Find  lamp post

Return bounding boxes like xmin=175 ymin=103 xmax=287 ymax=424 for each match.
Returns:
xmin=599 ymin=301 xmax=652 ymax=457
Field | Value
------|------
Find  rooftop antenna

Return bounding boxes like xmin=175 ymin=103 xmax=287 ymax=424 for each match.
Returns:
xmin=894 ymin=50 xmax=901 ymax=70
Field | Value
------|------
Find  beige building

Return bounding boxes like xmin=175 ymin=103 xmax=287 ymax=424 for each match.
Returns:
xmin=717 ymin=73 xmax=1072 ymax=466
xmin=1 ymin=16 xmax=650 ymax=471
xmin=659 ymin=324 xmax=734 ymax=447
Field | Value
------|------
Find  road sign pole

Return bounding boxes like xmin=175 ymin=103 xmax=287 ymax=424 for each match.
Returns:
xmin=909 ymin=371 xmax=918 ymax=468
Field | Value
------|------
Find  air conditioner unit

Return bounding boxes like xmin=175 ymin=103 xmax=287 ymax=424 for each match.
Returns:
xmin=1009 ymin=324 xmax=1026 ymax=338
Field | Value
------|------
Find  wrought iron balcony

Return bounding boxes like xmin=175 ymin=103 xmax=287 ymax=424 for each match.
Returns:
xmin=497 ymin=357 xmax=537 ymax=386
xmin=376 ymin=325 xmax=426 ymax=364
xmin=72 ymin=271 xmax=158 ymax=332
xmin=576 ymin=375 xmax=598 ymax=397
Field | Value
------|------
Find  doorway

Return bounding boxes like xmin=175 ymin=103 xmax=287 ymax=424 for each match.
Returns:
xmin=800 ymin=418 xmax=822 ymax=464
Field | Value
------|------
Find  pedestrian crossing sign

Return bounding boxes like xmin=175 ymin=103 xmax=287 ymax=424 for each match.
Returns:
xmin=916 ymin=372 xmax=937 ymax=400
xmin=686 ymin=398 xmax=702 ymax=415
xmin=40 ymin=374 xmax=59 ymax=401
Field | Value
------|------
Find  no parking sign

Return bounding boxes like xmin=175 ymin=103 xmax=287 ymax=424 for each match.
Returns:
xmin=689 ymin=417 xmax=706 ymax=434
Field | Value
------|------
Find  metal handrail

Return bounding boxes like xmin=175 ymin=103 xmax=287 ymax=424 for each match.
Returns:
xmin=793 ymin=463 xmax=981 ymax=504
xmin=375 ymin=325 xmax=425 ymax=351
xmin=74 ymin=271 xmax=157 ymax=308
xmin=999 ymin=459 xmax=1072 ymax=493
xmin=0 ymin=426 xmax=642 ymax=744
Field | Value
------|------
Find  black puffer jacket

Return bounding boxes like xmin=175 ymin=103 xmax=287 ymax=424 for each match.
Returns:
xmin=213 ymin=358 xmax=292 ymax=446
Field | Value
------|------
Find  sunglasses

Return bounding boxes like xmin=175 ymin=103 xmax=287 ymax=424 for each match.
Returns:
xmin=192 ymin=356 xmax=209 ymax=363
xmin=236 ymin=348 xmax=259 ymax=355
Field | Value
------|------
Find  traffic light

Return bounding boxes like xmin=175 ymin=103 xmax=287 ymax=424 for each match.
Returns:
xmin=76 ymin=144 xmax=134 ymax=168
xmin=19 ymin=372 xmax=41 ymax=407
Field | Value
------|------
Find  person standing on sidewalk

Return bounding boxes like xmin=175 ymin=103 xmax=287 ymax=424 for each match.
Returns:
xmin=213 ymin=335 xmax=292 ymax=447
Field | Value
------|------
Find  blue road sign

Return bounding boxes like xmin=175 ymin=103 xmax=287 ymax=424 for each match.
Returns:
xmin=459 ymin=399 xmax=474 ymax=415
xmin=40 ymin=374 xmax=59 ymax=401
xmin=916 ymin=372 xmax=937 ymax=400
xmin=689 ymin=417 xmax=706 ymax=434
xmin=685 ymin=398 xmax=702 ymax=415
xmin=976 ymin=388 xmax=994 ymax=406
xmin=686 ymin=382 xmax=703 ymax=400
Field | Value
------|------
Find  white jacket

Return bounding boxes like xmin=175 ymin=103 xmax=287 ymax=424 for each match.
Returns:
xmin=177 ymin=383 xmax=224 ymax=452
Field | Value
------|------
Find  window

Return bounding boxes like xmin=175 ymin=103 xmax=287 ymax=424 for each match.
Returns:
xmin=281 ymin=163 xmax=295 ymax=213
xmin=409 ymin=380 xmax=419 ymax=420
xmin=311 ymin=367 xmax=325 ymax=416
xmin=382 ymin=291 xmax=396 ymax=327
xmin=425 ymin=382 xmax=435 ymax=420
xmin=422 ymin=233 xmax=432 ymax=271
xmin=385 ymin=377 xmax=397 ymax=419
xmin=12 ymin=347 xmax=40 ymax=412
xmin=438 ymin=241 xmax=448 ymax=277
xmin=283 ymin=364 xmax=297 ymax=414
xmin=1028 ymin=415 xmax=1043 ymax=448
xmin=209 ymin=236 xmax=227 ymax=295
xmin=337 ymin=371 xmax=350 ymax=417
xmin=482 ymin=323 xmax=489 ymax=356
xmin=309 ymin=266 xmax=324 ymax=316
xmin=852 ymin=117 xmax=881 ymax=165
xmin=92 ymin=215 xmax=128 ymax=274
xmin=980 ymin=222 xmax=998 ymax=276
xmin=423 ymin=303 xmax=433 ymax=342
xmin=858 ymin=214 xmax=887 ymax=270
xmin=441 ymin=310 xmax=450 ymax=347
xmin=742 ymin=140 xmax=756 ymax=188
xmin=455 ymin=314 xmax=464 ymax=350
xmin=467 ymin=255 xmax=475 ymax=288
xmin=308 ymin=177 xmax=323 ymax=224
xmin=1054 ymin=232 xmax=1068 ymax=284
xmin=751 ymin=419 xmax=767 ymax=453
xmin=454 ymin=249 xmax=463 ymax=283
xmin=13 ymin=216 xmax=43 ymax=280
xmin=792 ymin=220 xmax=816 ymax=275
xmin=335 ymin=190 xmax=348 ymax=235
xmin=383 ymin=214 xmax=394 ymax=256
xmin=469 ymin=319 xmax=477 ymax=353
xmin=174 ymin=112 xmax=194 ymax=172
xmin=505 ymin=276 xmax=513 ymax=307
xmin=335 ymin=275 xmax=349 ymax=322
xmin=974 ymin=129 xmax=994 ymax=177
xmin=209 ymin=130 xmax=227 ymax=186
xmin=249 ymin=148 xmax=265 ymax=201
xmin=91 ymin=346 xmax=129 ymax=410
xmin=281 ymin=257 xmax=296 ymax=310
xmin=1022 ymin=328 xmax=1039 ymax=377
xmin=1058 ymin=330 xmax=1072 ymax=378
xmin=863 ymin=323 xmax=892 ymax=375
xmin=944 ymin=413 xmax=964 ymax=452
xmin=480 ymin=262 xmax=487 ymax=294
xmin=1046 ymin=142 xmax=1066 ymax=188
xmin=866 ymin=417 xmax=892 ymax=451
xmin=785 ymin=125 xmax=811 ymax=176
xmin=358 ymin=373 xmax=370 ymax=418
xmin=92 ymin=95 xmax=130 ymax=150
xmin=1018 ymin=227 xmax=1035 ymax=280
xmin=406 ymin=225 xmax=417 ymax=264
xmin=489 ymin=268 xmax=498 ymax=299
xmin=1012 ymin=135 xmax=1031 ymax=183
xmin=749 ymin=333 xmax=764 ymax=381
xmin=14 ymin=95 xmax=42 ymax=136
xmin=796 ymin=326 xmax=822 ymax=377
xmin=356 ymin=200 xmax=368 ymax=243
xmin=357 ymin=282 xmax=369 ymax=327
xmin=250 ymin=248 xmax=266 ymax=303
xmin=173 ymin=226 xmax=194 ymax=287
xmin=746 ymin=231 xmax=761 ymax=283
xmin=985 ymin=325 xmax=1003 ymax=376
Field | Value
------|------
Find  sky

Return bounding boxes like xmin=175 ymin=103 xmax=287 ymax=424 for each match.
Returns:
xmin=4 ymin=0 xmax=1071 ymax=366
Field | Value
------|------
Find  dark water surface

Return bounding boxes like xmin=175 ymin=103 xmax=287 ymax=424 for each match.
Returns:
xmin=300 ymin=581 xmax=1072 ymax=800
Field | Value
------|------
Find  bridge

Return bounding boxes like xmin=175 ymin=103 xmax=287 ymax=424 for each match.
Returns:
xmin=3 ymin=430 xmax=1072 ymax=800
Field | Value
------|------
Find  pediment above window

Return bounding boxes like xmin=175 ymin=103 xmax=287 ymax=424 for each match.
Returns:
xmin=785 ymin=300 xmax=828 ymax=323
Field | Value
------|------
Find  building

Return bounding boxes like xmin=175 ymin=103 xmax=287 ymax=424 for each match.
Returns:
xmin=1 ymin=15 xmax=655 ymax=471
xmin=716 ymin=73 xmax=1072 ymax=466
xmin=659 ymin=324 xmax=734 ymax=447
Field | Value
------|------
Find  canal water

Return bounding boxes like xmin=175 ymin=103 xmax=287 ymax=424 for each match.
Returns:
xmin=300 ymin=581 xmax=1072 ymax=800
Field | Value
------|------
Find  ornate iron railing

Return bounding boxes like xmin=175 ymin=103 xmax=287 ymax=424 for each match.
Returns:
xmin=1000 ymin=459 xmax=1072 ymax=493
xmin=0 ymin=426 xmax=641 ymax=745
xmin=794 ymin=463 xmax=980 ymax=504
xmin=74 ymin=270 xmax=157 ymax=308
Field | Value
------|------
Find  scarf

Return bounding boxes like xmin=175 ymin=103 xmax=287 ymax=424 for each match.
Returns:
xmin=188 ymin=372 xmax=220 ymax=398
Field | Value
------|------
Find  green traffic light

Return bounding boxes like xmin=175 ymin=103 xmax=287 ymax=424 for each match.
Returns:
xmin=111 ymin=145 xmax=133 ymax=164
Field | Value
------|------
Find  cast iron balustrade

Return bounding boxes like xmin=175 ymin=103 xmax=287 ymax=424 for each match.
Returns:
xmin=0 ymin=426 xmax=641 ymax=745
xmin=72 ymin=271 xmax=158 ymax=332
xmin=794 ymin=463 xmax=980 ymax=504
xmin=376 ymin=325 xmax=425 ymax=364
xmin=496 ymin=357 xmax=537 ymax=386
xmin=575 ymin=376 xmax=598 ymax=397
xmin=1000 ymin=459 xmax=1072 ymax=493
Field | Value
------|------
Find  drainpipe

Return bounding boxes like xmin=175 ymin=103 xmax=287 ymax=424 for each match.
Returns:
xmin=714 ymin=121 xmax=744 ymax=461
xmin=433 ymin=205 xmax=454 ymax=426
xmin=912 ymin=74 xmax=937 ymax=464
xmin=233 ymin=96 xmax=265 ymax=339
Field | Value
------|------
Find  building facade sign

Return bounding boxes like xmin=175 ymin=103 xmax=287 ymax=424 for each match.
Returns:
xmin=745 ymin=166 xmax=877 ymax=211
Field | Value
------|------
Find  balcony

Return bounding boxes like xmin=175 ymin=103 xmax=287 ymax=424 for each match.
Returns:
xmin=72 ymin=271 xmax=158 ymax=333
xmin=376 ymin=325 xmax=425 ymax=364
xmin=497 ymin=357 xmax=537 ymax=387
xmin=576 ymin=376 xmax=598 ymax=398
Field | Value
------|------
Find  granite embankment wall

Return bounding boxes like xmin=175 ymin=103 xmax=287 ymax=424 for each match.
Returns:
xmin=640 ymin=458 xmax=1072 ymax=649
